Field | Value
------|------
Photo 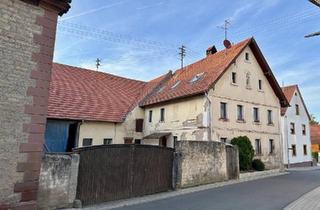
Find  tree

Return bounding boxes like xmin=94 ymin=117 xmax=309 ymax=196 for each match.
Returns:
xmin=231 ymin=136 xmax=255 ymax=171
xmin=310 ymin=114 xmax=319 ymax=125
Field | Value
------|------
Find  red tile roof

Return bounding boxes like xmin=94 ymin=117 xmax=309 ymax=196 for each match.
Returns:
xmin=48 ymin=63 xmax=148 ymax=122
xmin=311 ymin=125 xmax=320 ymax=145
xmin=140 ymin=38 xmax=289 ymax=107
xmin=281 ymin=85 xmax=297 ymax=115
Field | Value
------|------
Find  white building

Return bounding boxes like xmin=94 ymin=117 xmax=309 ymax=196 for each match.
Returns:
xmin=281 ymin=85 xmax=312 ymax=167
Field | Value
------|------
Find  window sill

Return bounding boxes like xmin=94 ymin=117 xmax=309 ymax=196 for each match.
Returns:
xmin=231 ymin=82 xmax=238 ymax=86
xmin=219 ymin=118 xmax=229 ymax=122
xmin=267 ymin=123 xmax=274 ymax=126
xmin=237 ymin=119 xmax=246 ymax=123
xmin=244 ymin=60 xmax=251 ymax=64
xmin=258 ymin=89 xmax=264 ymax=93
xmin=253 ymin=121 xmax=261 ymax=125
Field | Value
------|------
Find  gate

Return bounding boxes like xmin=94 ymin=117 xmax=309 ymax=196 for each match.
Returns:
xmin=74 ymin=144 xmax=174 ymax=206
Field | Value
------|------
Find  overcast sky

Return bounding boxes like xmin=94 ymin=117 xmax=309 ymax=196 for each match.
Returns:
xmin=54 ymin=0 xmax=320 ymax=120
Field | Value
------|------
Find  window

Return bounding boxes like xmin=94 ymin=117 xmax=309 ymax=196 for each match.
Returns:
xmin=83 ymin=138 xmax=92 ymax=147
xmin=104 ymin=138 xmax=112 ymax=145
xmin=245 ymin=52 xmax=250 ymax=61
xmin=149 ymin=110 xmax=153 ymax=123
xmin=220 ymin=138 xmax=227 ymax=143
xmin=232 ymin=72 xmax=237 ymax=84
xmin=135 ymin=119 xmax=143 ymax=132
xmin=190 ymin=72 xmax=204 ymax=83
xmin=134 ymin=139 xmax=142 ymax=145
xmin=269 ymin=139 xmax=274 ymax=154
xmin=302 ymin=124 xmax=306 ymax=135
xmin=124 ymin=138 xmax=133 ymax=144
xmin=237 ymin=105 xmax=244 ymax=121
xmin=290 ymin=123 xmax=295 ymax=134
xmin=295 ymin=104 xmax=300 ymax=115
xmin=255 ymin=139 xmax=261 ymax=155
xmin=220 ymin=102 xmax=227 ymax=119
xmin=303 ymin=145 xmax=308 ymax=155
xmin=292 ymin=144 xmax=296 ymax=156
xmin=267 ymin=110 xmax=273 ymax=125
xmin=253 ymin=107 xmax=260 ymax=122
xmin=258 ymin=80 xmax=262 ymax=90
xmin=160 ymin=108 xmax=165 ymax=122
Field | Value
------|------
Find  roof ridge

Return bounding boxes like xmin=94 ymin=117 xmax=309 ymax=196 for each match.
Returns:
xmin=53 ymin=62 xmax=147 ymax=84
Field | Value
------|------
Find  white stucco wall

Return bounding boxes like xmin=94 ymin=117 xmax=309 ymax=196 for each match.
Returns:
xmin=281 ymin=89 xmax=312 ymax=165
xmin=209 ymin=46 xmax=283 ymax=169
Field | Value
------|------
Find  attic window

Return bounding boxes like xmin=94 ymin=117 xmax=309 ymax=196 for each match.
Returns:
xmin=245 ymin=52 xmax=250 ymax=61
xmin=190 ymin=72 xmax=204 ymax=83
xmin=171 ymin=81 xmax=181 ymax=89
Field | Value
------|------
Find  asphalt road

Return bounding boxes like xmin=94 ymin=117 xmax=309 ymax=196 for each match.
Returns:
xmin=114 ymin=169 xmax=320 ymax=210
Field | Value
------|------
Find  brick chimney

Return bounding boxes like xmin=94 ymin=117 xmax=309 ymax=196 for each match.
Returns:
xmin=0 ymin=0 xmax=70 ymax=209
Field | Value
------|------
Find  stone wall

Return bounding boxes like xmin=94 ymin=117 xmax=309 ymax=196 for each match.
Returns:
xmin=174 ymin=141 xmax=239 ymax=188
xmin=37 ymin=154 xmax=79 ymax=210
xmin=0 ymin=0 xmax=69 ymax=209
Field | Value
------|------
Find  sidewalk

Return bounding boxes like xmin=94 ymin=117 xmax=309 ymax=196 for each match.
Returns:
xmin=67 ymin=169 xmax=287 ymax=210
xmin=286 ymin=166 xmax=320 ymax=172
xmin=283 ymin=186 xmax=320 ymax=210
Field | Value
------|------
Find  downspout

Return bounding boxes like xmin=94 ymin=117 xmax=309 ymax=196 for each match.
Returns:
xmin=205 ymin=91 xmax=212 ymax=141
xmin=75 ymin=120 xmax=84 ymax=148
xmin=285 ymin=115 xmax=290 ymax=169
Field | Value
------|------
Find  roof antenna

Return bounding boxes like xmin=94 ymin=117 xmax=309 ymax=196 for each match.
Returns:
xmin=218 ymin=19 xmax=231 ymax=40
xmin=179 ymin=45 xmax=186 ymax=69
xmin=96 ymin=58 xmax=101 ymax=70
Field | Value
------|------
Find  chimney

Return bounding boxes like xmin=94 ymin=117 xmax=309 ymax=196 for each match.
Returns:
xmin=206 ymin=45 xmax=217 ymax=56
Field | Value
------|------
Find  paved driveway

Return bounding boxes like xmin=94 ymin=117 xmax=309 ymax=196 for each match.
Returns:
xmin=113 ymin=169 xmax=320 ymax=210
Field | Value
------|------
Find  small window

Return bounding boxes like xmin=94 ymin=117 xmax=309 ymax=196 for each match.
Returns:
xmin=134 ymin=139 xmax=142 ymax=145
xmin=290 ymin=123 xmax=295 ymax=134
xmin=295 ymin=104 xmax=300 ymax=115
xmin=258 ymin=80 xmax=262 ymax=90
xmin=220 ymin=102 xmax=227 ymax=119
xmin=255 ymin=139 xmax=261 ymax=155
xmin=160 ymin=108 xmax=165 ymax=122
xmin=83 ymin=138 xmax=93 ymax=147
xmin=245 ymin=52 xmax=250 ymax=61
xmin=292 ymin=144 xmax=296 ymax=156
xmin=149 ymin=110 xmax=153 ymax=123
xmin=267 ymin=110 xmax=273 ymax=125
xmin=135 ymin=119 xmax=143 ymax=132
xmin=269 ymin=139 xmax=274 ymax=154
xmin=232 ymin=72 xmax=237 ymax=84
xmin=104 ymin=138 xmax=112 ymax=145
xmin=253 ymin=107 xmax=260 ymax=122
xmin=303 ymin=145 xmax=307 ymax=155
xmin=237 ymin=105 xmax=244 ymax=121
xmin=220 ymin=138 xmax=227 ymax=143
xmin=190 ymin=72 xmax=204 ymax=83
xmin=302 ymin=124 xmax=306 ymax=135
xmin=171 ymin=81 xmax=181 ymax=89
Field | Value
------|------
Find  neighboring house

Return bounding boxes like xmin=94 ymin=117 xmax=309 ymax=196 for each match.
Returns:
xmin=45 ymin=37 xmax=289 ymax=169
xmin=311 ymin=125 xmax=320 ymax=153
xmin=281 ymin=85 xmax=312 ymax=167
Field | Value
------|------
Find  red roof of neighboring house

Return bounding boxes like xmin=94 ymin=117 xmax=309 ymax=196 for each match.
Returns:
xmin=281 ymin=85 xmax=310 ymax=118
xmin=48 ymin=63 xmax=148 ymax=122
xmin=311 ymin=125 xmax=320 ymax=145
xmin=140 ymin=38 xmax=288 ymax=107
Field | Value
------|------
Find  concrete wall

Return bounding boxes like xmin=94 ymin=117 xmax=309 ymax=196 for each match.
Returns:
xmin=0 ymin=0 xmax=68 ymax=208
xmin=37 ymin=154 xmax=79 ymax=210
xmin=281 ymin=89 xmax=312 ymax=166
xmin=209 ymin=46 xmax=282 ymax=169
xmin=174 ymin=141 xmax=239 ymax=188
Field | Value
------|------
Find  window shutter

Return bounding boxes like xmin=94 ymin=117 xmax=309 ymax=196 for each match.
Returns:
xmin=136 ymin=119 xmax=144 ymax=132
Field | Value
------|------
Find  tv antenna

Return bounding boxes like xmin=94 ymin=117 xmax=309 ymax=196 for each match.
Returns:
xmin=218 ymin=19 xmax=231 ymax=40
xmin=96 ymin=58 xmax=101 ymax=70
xmin=179 ymin=45 xmax=186 ymax=69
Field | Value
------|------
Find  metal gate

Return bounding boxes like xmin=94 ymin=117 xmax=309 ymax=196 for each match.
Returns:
xmin=74 ymin=144 xmax=174 ymax=206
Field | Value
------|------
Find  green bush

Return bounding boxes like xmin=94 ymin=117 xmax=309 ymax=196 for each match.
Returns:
xmin=312 ymin=152 xmax=319 ymax=162
xmin=231 ymin=136 xmax=254 ymax=171
xmin=252 ymin=159 xmax=265 ymax=171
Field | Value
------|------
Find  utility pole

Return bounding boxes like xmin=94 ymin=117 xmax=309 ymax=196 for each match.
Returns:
xmin=96 ymin=58 xmax=101 ymax=70
xmin=178 ymin=45 xmax=186 ymax=69
xmin=218 ymin=19 xmax=231 ymax=40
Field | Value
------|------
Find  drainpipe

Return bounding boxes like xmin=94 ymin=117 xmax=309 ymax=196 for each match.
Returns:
xmin=75 ymin=120 xmax=84 ymax=148
xmin=205 ymin=91 xmax=212 ymax=141
xmin=285 ymin=116 xmax=290 ymax=169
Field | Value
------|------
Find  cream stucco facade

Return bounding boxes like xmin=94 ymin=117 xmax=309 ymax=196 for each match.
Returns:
xmin=74 ymin=46 xmax=284 ymax=169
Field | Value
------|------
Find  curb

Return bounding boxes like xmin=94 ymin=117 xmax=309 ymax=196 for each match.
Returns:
xmin=66 ymin=171 xmax=288 ymax=210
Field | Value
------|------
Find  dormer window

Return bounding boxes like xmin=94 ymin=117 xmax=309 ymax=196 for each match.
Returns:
xmin=171 ymin=81 xmax=181 ymax=89
xmin=190 ymin=72 xmax=204 ymax=83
